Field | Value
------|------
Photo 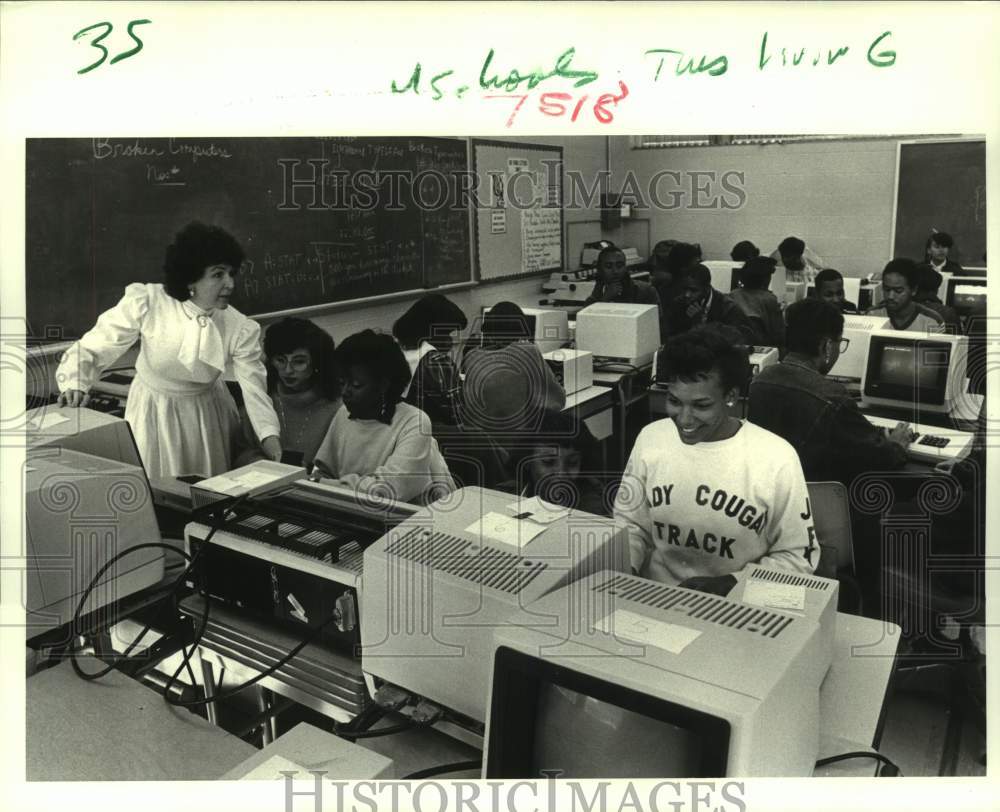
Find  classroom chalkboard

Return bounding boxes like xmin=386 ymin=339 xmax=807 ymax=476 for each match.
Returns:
xmin=26 ymin=137 xmax=472 ymax=341
xmin=892 ymin=139 xmax=986 ymax=267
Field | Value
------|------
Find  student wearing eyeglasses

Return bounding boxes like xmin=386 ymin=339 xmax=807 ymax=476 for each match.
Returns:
xmin=747 ymin=298 xmax=910 ymax=486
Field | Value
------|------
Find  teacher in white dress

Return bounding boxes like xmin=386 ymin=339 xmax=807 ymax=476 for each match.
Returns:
xmin=56 ymin=222 xmax=282 ymax=478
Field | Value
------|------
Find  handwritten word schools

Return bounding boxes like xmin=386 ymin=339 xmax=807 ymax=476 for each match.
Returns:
xmin=391 ymin=34 xmax=896 ymax=125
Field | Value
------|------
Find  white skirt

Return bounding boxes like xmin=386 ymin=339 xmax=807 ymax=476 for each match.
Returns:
xmin=124 ymin=373 xmax=241 ymax=479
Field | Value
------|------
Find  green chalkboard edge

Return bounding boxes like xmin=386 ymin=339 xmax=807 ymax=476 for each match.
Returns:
xmin=890 ymin=136 xmax=987 ymax=270
xmin=470 ymin=138 xmax=565 ymax=283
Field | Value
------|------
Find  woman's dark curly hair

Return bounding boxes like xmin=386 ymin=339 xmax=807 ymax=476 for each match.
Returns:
xmin=657 ymin=325 xmax=751 ymax=395
xmin=335 ymin=330 xmax=412 ymax=423
xmin=163 ymin=222 xmax=245 ymax=301
xmin=263 ymin=318 xmax=341 ymax=400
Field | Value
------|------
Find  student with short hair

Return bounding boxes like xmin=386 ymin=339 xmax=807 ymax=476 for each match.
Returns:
xmin=461 ymin=301 xmax=565 ymax=435
xmin=770 ymin=235 xmax=825 ymax=283
xmin=393 ymin=293 xmax=467 ymax=428
xmin=235 ymin=317 xmax=341 ymax=469
xmin=514 ymin=410 xmax=609 ymax=516
xmin=729 ymin=256 xmax=785 ymax=348
xmin=666 ymin=264 xmax=755 ymax=343
xmin=311 ymin=330 xmax=454 ymax=505
xmin=730 ymin=240 xmax=760 ymax=264
xmin=812 ymin=268 xmax=858 ymax=314
xmin=867 ymin=258 xmax=946 ymax=332
xmin=924 ymin=232 xmax=963 ymax=274
xmin=585 ymin=246 xmax=661 ymax=307
xmin=615 ymin=326 xmax=818 ymax=595
xmin=748 ymin=298 xmax=910 ymax=486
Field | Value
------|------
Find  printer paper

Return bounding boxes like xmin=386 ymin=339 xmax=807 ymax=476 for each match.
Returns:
xmin=506 ymin=496 xmax=570 ymax=524
xmin=465 ymin=512 xmax=546 ymax=550
xmin=594 ymin=609 xmax=702 ymax=654
xmin=27 ymin=413 xmax=70 ymax=431
xmin=742 ymin=580 xmax=807 ymax=612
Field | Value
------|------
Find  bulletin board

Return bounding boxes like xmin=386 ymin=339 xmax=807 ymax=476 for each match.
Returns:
xmin=472 ymin=140 xmax=564 ymax=282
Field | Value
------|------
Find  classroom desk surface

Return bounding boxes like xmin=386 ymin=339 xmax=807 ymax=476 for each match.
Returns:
xmin=26 ymin=655 xmax=258 ymax=781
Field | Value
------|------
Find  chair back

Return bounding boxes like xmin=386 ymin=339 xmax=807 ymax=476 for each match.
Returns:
xmin=807 ymin=480 xmax=855 ymax=576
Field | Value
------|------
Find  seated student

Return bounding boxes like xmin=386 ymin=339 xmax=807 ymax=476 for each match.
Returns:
xmin=392 ymin=293 xmax=467 ymax=428
xmin=461 ymin=301 xmax=565 ymax=435
xmin=666 ymin=264 xmax=755 ymax=343
xmin=615 ymin=326 xmax=818 ymax=596
xmin=235 ymin=317 xmax=341 ymax=469
xmin=924 ymin=231 xmax=963 ymax=274
xmin=311 ymin=330 xmax=455 ymax=505
xmin=913 ymin=264 xmax=961 ymax=331
xmin=770 ymin=235 xmax=825 ymax=283
xmin=747 ymin=298 xmax=910 ymax=485
xmin=649 ymin=241 xmax=701 ymax=332
xmin=730 ymin=240 xmax=760 ymax=264
xmin=811 ymin=268 xmax=858 ymax=314
xmin=728 ymin=256 xmax=785 ymax=349
xmin=511 ymin=410 xmax=609 ymax=516
xmin=867 ymin=258 xmax=946 ymax=332
xmin=584 ymin=246 xmax=661 ymax=307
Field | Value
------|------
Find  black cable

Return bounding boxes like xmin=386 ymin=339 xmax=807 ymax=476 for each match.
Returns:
xmin=815 ymin=751 xmax=902 ymax=776
xmin=401 ymin=760 xmax=482 ymax=781
xmin=69 ymin=542 xmax=200 ymax=681
xmin=69 ymin=493 xmax=247 ymax=681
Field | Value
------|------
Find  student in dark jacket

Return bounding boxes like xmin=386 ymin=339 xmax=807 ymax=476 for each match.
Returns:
xmin=393 ymin=293 xmax=467 ymax=429
xmin=747 ymin=298 xmax=910 ymax=486
xmin=729 ymin=256 xmax=785 ymax=349
xmin=923 ymin=231 xmax=964 ymax=275
xmin=812 ymin=268 xmax=858 ymax=314
xmin=666 ymin=263 xmax=755 ymax=343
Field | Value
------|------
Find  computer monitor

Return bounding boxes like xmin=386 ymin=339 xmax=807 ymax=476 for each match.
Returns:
xmin=945 ymin=277 xmax=987 ymax=318
xmin=361 ymin=487 xmax=628 ymax=727
xmin=25 ymin=447 xmax=164 ymax=638
xmin=575 ymin=302 xmax=661 ymax=367
xmin=701 ymin=261 xmax=742 ymax=293
xmin=827 ymin=314 xmax=890 ymax=381
xmin=479 ymin=306 xmax=570 ymax=354
xmin=861 ymin=330 xmax=968 ymax=414
xmin=483 ymin=570 xmax=830 ymax=777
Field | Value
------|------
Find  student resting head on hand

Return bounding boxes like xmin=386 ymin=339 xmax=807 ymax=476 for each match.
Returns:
xmin=310 ymin=329 xmax=454 ymax=505
xmin=614 ymin=325 xmax=818 ymax=596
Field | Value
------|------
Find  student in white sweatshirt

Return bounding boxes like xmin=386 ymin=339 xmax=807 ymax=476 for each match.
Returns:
xmin=614 ymin=326 xmax=818 ymax=596
xmin=311 ymin=330 xmax=455 ymax=505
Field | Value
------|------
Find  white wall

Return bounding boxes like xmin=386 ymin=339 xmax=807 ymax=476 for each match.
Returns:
xmin=609 ymin=137 xmax=906 ymax=278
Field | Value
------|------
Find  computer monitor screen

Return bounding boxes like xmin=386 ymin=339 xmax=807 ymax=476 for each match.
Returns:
xmin=487 ymin=646 xmax=729 ymax=778
xmin=946 ymin=278 xmax=987 ymax=317
xmin=863 ymin=334 xmax=954 ymax=407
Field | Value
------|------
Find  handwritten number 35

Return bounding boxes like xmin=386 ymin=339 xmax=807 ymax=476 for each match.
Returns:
xmin=73 ymin=20 xmax=151 ymax=75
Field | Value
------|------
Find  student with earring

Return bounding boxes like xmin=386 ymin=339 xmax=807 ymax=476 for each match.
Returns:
xmin=615 ymin=325 xmax=818 ymax=597
xmin=310 ymin=330 xmax=454 ymax=505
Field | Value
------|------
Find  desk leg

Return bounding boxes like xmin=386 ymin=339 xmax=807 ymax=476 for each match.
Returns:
xmin=199 ymin=655 xmax=219 ymax=727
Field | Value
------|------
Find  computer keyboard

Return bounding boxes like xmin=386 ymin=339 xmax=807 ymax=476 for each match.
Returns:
xmin=863 ymin=414 xmax=974 ymax=464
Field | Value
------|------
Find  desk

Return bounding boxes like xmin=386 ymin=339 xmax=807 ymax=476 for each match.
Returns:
xmin=26 ymin=655 xmax=257 ymax=780
xmin=129 ymin=604 xmax=898 ymax=780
